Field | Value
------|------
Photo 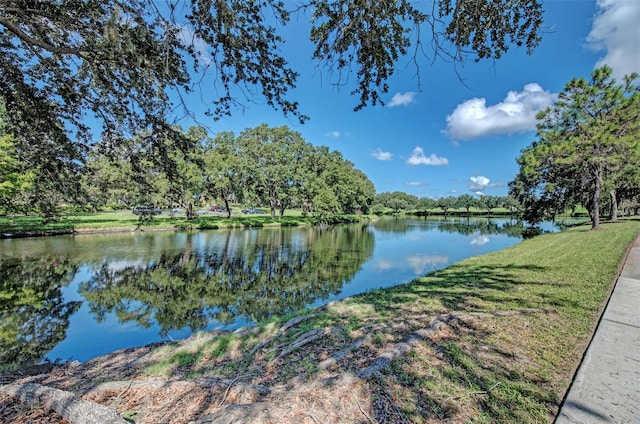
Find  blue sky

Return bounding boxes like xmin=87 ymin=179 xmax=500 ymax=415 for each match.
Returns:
xmin=180 ymin=0 xmax=640 ymax=198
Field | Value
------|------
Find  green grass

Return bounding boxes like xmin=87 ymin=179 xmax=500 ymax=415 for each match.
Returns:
xmin=332 ymin=220 xmax=638 ymax=322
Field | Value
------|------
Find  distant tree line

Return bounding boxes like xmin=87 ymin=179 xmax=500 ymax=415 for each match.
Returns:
xmin=373 ymin=182 xmax=639 ymax=222
xmin=0 ymin=122 xmax=375 ymax=220
xmin=371 ymin=191 xmax=522 ymax=217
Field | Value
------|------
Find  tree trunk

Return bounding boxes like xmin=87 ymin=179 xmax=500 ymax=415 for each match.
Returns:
xmin=0 ymin=382 xmax=128 ymax=424
xmin=186 ymin=202 xmax=194 ymax=220
xmin=591 ymin=169 xmax=602 ymax=230
xmin=223 ymin=197 xmax=232 ymax=218
xmin=609 ymin=188 xmax=618 ymax=222
xmin=270 ymin=191 xmax=277 ymax=219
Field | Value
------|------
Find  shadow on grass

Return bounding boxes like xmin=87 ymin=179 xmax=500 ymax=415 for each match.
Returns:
xmin=353 ymin=262 xmax=555 ymax=318
xmin=349 ymin=255 xmax=579 ymax=421
xmin=377 ymin=315 xmax=559 ymax=422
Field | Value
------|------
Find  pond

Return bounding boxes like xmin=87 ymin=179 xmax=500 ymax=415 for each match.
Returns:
xmin=0 ymin=216 xmax=540 ymax=369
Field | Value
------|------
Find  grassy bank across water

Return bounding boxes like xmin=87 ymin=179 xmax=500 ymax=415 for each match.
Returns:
xmin=0 ymin=210 xmax=365 ymax=238
xmin=3 ymin=219 xmax=639 ymax=423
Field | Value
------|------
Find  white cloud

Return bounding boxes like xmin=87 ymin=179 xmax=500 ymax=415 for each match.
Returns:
xmin=325 ymin=131 xmax=341 ymax=138
xmin=588 ymin=0 xmax=640 ymax=80
xmin=388 ymin=92 xmax=416 ymax=107
xmin=445 ymin=84 xmax=556 ymax=140
xmin=469 ymin=176 xmax=490 ymax=191
xmin=406 ymin=147 xmax=449 ymax=166
xmin=372 ymin=148 xmax=393 ymax=161
xmin=475 ymin=191 xmax=485 ymax=197
xmin=406 ymin=181 xmax=428 ymax=187
xmin=177 ymin=25 xmax=212 ymax=64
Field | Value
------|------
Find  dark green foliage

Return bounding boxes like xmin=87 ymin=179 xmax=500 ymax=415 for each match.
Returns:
xmin=439 ymin=0 xmax=542 ymax=61
xmin=478 ymin=195 xmax=501 ymax=215
xmin=83 ymin=124 xmax=375 ymax=218
xmin=0 ymin=257 xmax=81 ymax=371
xmin=510 ymin=66 xmax=640 ymax=229
xmin=375 ymin=192 xmax=419 ymax=209
xmin=456 ymin=194 xmax=477 ymax=214
xmin=0 ymin=0 xmax=544 ymax=128
xmin=436 ymin=196 xmax=457 ymax=215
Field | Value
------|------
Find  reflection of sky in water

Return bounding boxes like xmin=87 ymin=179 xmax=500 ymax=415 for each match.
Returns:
xmin=335 ymin=218 xmax=522 ymax=300
xmin=374 ymin=260 xmax=393 ymax=270
xmin=470 ymin=233 xmax=490 ymax=246
xmin=406 ymin=254 xmax=450 ymax=275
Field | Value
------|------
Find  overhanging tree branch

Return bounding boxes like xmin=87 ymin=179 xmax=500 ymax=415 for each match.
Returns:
xmin=0 ymin=17 xmax=84 ymax=56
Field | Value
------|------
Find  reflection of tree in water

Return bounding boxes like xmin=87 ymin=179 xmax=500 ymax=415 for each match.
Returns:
xmin=371 ymin=217 xmax=412 ymax=234
xmin=437 ymin=218 xmax=525 ymax=238
xmin=79 ymin=225 xmax=374 ymax=333
xmin=0 ymin=257 xmax=80 ymax=372
xmin=372 ymin=216 xmax=527 ymax=239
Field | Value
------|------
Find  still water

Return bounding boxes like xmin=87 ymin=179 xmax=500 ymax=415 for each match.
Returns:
xmin=1 ymin=217 xmax=532 ymax=367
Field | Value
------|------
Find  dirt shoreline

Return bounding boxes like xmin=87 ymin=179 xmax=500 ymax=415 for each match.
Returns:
xmin=1 ymin=306 xmax=562 ymax=424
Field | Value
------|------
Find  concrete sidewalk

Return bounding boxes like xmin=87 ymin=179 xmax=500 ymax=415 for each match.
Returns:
xmin=555 ymin=235 xmax=640 ymax=424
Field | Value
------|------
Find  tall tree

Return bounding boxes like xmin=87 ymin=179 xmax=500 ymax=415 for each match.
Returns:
xmin=298 ymin=146 xmax=374 ymax=217
xmin=456 ymin=193 xmax=478 ymax=214
xmin=478 ymin=194 xmax=500 ymax=216
xmin=503 ymin=195 xmax=523 ymax=217
xmin=510 ymin=66 xmax=640 ymax=229
xmin=202 ymin=130 xmax=245 ymax=218
xmin=374 ymin=192 xmax=419 ymax=209
xmin=319 ymin=152 xmax=375 ymax=215
xmin=235 ymin=125 xmax=310 ymax=218
xmin=164 ymin=126 xmax=207 ymax=219
xmin=417 ymin=197 xmax=437 ymax=216
xmin=386 ymin=198 xmax=410 ymax=215
xmin=612 ymin=149 xmax=640 ymax=218
xmin=301 ymin=147 xmax=344 ymax=217
xmin=436 ymin=196 xmax=456 ymax=216
xmin=82 ymin=150 xmax=137 ymax=210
